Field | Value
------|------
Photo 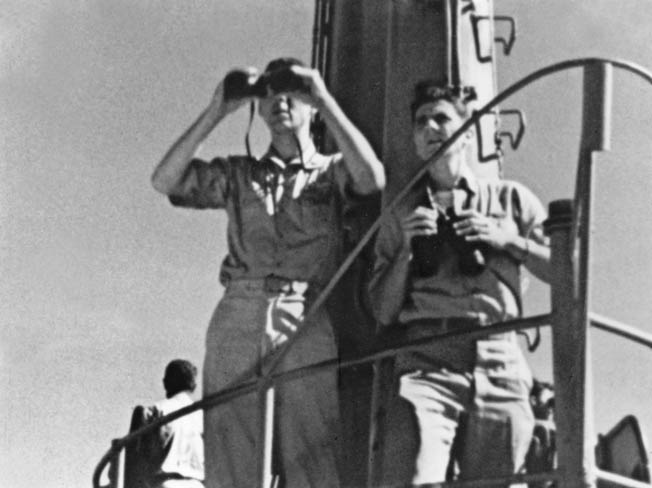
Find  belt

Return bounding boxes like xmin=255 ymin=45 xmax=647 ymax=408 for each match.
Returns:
xmin=152 ymin=472 xmax=200 ymax=481
xmin=402 ymin=317 xmax=480 ymax=336
xmin=382 ymin=318 xmax=480 ymax=373
xmin=228 ymin=275 xmax=311 ymax=294
xmin=264 ymin=274 xmax=307 ymax=293
xmin=401 ymin=318 xmax=478 ymax=348
xmin=376 ymin=317 xmax=478 ymax=347
xmin=399 ymin=317 xmax=514 ymax=343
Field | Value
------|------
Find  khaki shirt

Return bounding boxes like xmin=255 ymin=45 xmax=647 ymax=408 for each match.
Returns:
xmin=372 ymin=169 xmax=548 ymax=326
xmin=169 ymin=146 xmax=355 ymax=287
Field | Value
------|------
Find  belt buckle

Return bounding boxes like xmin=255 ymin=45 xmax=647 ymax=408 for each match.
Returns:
xmin=264 ymin=274 xmax=292 ymax=293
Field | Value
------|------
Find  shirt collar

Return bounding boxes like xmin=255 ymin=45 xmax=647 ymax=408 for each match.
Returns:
xmin=262 ymin=143 xmax=326 ymax=170
xmin=425 ymin=164 xmax=479 ymax=196
xmin=169 ymin=390 xmax=193 ymax=402
xmin=457 ymin=170 xmax=478 ymax=196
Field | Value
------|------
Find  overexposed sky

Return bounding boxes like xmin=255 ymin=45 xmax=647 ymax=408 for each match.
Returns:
xmin=2 ymin=1 xmax=652 ymax=487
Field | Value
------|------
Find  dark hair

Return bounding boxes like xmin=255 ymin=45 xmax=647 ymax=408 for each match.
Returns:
xmin=263 ymin=57 xmax=305 ymax=75
xmin=530 ymin=379 xmax=554 ymax=398
xmin=410 ymin=79 xmax=476 ymax=121
xmin=164 ymin=359 xmax=198 ymax=395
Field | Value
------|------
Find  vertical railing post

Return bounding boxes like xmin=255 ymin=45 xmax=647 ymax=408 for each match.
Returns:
xmin=574 ymin=61 xmax=612 ymax=311
xmin=545 ymin=199 xmax=594 ymax=488
xmin=107 ymin=440 xmax=121 ymax=488
xmin=546 ymin=60 xmax=612 ymax=488
xmin=257 ymin=379 xmax=275 ymax=488
xmin=366 ymin=354 xmax=395 ymax=487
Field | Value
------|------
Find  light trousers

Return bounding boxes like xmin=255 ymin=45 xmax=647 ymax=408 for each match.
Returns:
xmin=399 ymin=335 xmax=534 ymax=486
xmin=202 ymin=281 xmax=340 ymax=488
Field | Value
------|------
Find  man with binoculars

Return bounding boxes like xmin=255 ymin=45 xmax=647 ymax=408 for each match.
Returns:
xmin=152 ymin=57 xmax=384 ymax=488
xmin=369 ymin=80 xmax=550 ymax=486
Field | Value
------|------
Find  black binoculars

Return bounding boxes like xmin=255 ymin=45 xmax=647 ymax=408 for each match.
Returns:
xmin=223 ymin=68 xmax=308 ymax=101
xmin=411 ymin=208 xmax=488 ymax=277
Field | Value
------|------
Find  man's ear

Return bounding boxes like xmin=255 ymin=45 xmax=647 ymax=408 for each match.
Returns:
xmin=459 ymin=129 xmax=474 ymax=148
xmin=309 ymin=106 xmax=319 ymax=130
xmin=464 ymin=125 xmax=478 ymax=146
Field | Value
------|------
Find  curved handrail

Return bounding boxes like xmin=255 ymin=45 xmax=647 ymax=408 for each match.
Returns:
xmin=93 ymin=313 xmax=552 ymax=487
xmin=110 ymin=316 xmax=552 ymax=439
xmin=93 ymin=57 xmax=652 ymax=487
xmin=590 ymin=312 xmax=652 ymax=349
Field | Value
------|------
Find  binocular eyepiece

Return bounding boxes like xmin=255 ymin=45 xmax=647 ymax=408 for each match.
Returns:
xmin=223 ymin=68 xmax=308 ymax=101
xmin=411 ymin=209 xmax=488 ymax=277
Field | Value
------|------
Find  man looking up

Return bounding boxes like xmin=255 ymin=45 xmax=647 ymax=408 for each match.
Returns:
xmin=369 ymin=79 xmax=550 ymax=486
xmin=151 ymin=57 xmax=384 ymax=488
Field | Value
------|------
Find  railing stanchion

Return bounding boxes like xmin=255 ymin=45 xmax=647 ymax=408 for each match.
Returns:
xmin=547 ymin=60 xmax=612 ymax=488
xmin=366 ymin=354 xmax=394 ymax=487
xmin=546 ymin=198 xmax=593 ymax=488
xmin=257 ymin=379 xmax=275 ymax=488
xmin=107 ymin=439 xmax=121 ymax=488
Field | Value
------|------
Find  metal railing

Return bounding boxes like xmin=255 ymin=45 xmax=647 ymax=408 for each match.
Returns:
xmin=93 ymin=57 xmax=652 ymax=488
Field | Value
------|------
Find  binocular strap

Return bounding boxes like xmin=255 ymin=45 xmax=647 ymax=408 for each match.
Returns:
xmin=244 ymin=100 xmax=304 ymax=167
xmin=245 ymin=101 xmax=256 ymax=159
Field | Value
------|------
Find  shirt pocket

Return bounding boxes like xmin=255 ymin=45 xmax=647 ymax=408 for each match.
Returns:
xmin=297 ymin=181 xmax=334 ymax=235
xmin=238 ymin=187 xmax=276 ymax=244
xmin=240 ymin=184 xmax=270 ymax=216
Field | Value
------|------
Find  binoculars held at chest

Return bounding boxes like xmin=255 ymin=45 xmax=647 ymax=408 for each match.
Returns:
xmin=411 ymin=208 xmax=488 ymax=277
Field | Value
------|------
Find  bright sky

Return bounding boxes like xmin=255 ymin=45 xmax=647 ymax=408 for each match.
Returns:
xmin=1 ymin=1 xmax=651 ymax=487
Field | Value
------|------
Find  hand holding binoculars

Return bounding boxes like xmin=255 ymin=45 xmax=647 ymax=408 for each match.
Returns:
xmin=411 ymin=208 xmax=488 ymax=277
xmin=223 ymin=67 xmax=309 ymax=101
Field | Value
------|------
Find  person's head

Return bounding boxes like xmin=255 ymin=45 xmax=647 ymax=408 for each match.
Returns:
xmin=530 ymin=379 xmax=555 ymax=420
xmin=257 ymin=57 xmax=316 ymax=137
xmin=410 ymin=80 xmax=475 ymax=169
xmin=163 ymin=359 xmax=198 ymax=398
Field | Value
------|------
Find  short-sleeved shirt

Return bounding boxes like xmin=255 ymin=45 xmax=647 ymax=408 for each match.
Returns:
xmin=169 ymin=145 xmax=355 ymax=287
xmin=372 ymin=169 xmax=548 ymax=326
xmin=130 ymin=392 xmax=204 ymax=482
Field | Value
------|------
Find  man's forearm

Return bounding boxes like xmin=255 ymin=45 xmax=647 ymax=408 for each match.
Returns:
xmin=506 ymin=236 xmax=551 ymax=284
xmin=317 ymin=93 xmax=385 ymax=195
xmin=151 ymin=103 xmax=226 ymax=196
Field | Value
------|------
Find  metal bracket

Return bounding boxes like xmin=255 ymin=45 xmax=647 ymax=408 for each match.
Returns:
xmin=473 ymin=108 xmax=526 ymax=163
xmin=497 ymin=108 xmax=526 ymax=151
xmin=470 ymin=15 xmax=517 ymax=63
xmin=460 ymin=0 xmax=475 ymax=15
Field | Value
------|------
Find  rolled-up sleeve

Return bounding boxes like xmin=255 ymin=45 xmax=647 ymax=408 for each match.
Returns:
xmin=372 ymin=213 xmax=404 ymax=276
xmin=331 ymin=153 xmax=356 ymax=202
xmin=368 ymin=210 xmax=411 ymax=325
xmin=168 ymin=157 xmax=230 ymax=209
xmin=331 ymin=153 xmax=382 ymax=209
xmin=511 ymin=182 xmax=549 ymax=246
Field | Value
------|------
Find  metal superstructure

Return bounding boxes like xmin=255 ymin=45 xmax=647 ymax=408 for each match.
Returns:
xmin=92 ymin=2 xmax=652 ymax=487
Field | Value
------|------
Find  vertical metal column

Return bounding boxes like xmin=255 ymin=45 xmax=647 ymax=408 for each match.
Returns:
xmin=107 ymin=440 xmax=121 ymax=488
xmin=546 ymin=198 xmax=589 ymax=488
xmin=547 ymin=61 xmax=612 ymax=488
xmin=258 ymin=380 xmax=275 ymax=488
xmin=366 ymin=353 xmax=395 ymax=487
